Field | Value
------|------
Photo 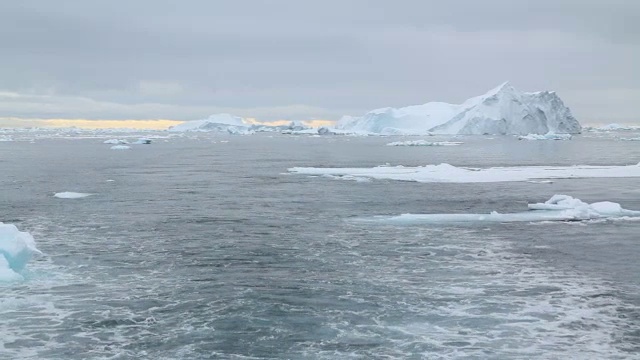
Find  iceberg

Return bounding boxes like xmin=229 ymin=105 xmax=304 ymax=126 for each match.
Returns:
xmin=386 ymin=140 xmax=463 ymax=146
xmin=54 ymin=192 xmax=93 ymax=199
xmin=288 ymin=162 xmax=640 ymax=183
xmin=0 ymin=223 xmax=41 ymax=281
xmin=168 ymin=114 xmax=255 ymax=134
xmin=335 ymin=82 xmax=581 ymax=135
xmin=365 ymin=195 xmax=640 ymax=225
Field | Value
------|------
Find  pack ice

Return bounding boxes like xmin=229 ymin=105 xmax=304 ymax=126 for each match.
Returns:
xmin=335 ymin=82 xmax=581 ymax=135
xmin=288 ymin=162 xmax=640 ymax=183
xmin=365 ymin=195 xmax=640 ymax=225
xmin=0 ymin=223 xmax=41 ymax=281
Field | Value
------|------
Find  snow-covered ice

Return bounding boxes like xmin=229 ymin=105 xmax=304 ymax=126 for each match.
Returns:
xmin=386 ymin=140 xmax=463 ymax=146
xmin=168 ymin=114 xmax=255 ymax=134
xmin=518 ymin=133 xmax=572 ymax=140
xmin=0 ymin=223 xmax=41 ymax=281
xmin=595 ymin=123 xmax=633 ymax=131
xmin=288 ymin=162 xmax=640 ymax=183
xmin=54 ymin=192 xmax=93 ymax=199
xmin=335 ymin=82 xmax=581 ymax=135
xmin=363 ymin=195 xmax=640 ymax=225
xmin=385 ymin=139 xmax=462 ymax=147
xmin=103 ymin=139 xmax=128 ymax=144
xmin=110 ymin=145 xmax=131 ymax=150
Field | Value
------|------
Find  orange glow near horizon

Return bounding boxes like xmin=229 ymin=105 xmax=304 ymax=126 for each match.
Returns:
xmin=0 ymin=117 xmax=337 ymax=129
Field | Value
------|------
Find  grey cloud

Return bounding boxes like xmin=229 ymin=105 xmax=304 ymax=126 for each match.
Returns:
xmin=0 ymin=0 xmax=638 ymax=122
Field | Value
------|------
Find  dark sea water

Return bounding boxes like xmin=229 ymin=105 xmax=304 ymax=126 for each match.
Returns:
xmin=1 ymin=132 xmax=639 ymax=359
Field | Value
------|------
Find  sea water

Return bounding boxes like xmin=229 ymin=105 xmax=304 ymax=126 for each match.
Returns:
xmin=1 ymin=133 xmax=639 ymax=359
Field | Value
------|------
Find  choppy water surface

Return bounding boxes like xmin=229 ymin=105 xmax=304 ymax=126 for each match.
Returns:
xmin=1 ymin=133 xmax=639 ymax=359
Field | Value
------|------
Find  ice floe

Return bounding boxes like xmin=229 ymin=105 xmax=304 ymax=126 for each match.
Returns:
xmin=288 ymin=162 xmax=640 ymax=183
xmin=103 ymin=139 xmax=128 ymax=144
xmin=110 ymin=145 xmax=131 ymax=150
xmin=386 ymin=140 xmax=463 ymax=146
xmin=517 ymin=133 xmax=572 ymax=140
xmin=53 ymin=192 xmax=93 ymax=199
xmin=362 ymin=195 xmax=640 ymax=225
xmin=0 ymin=223 xmax=41 ymax=281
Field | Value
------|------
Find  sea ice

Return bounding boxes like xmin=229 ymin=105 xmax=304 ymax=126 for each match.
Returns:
xmin=386 ymin=140 xmax=463 ymax=146
xmin=518 ymin=133 xmax=572 ymax=140
xmin=103 ymin=139 xmax=128 ymax=144
xmin=365 ymin=195 xmax=640 ymax=225
xmin=0 ymin=223 xmax=41 ymax=281
xmin=288 ymin=162 xmax=640 ymax=183
xmin=110 ymin=145 xmax=131 ymax=150
xmin=54 ymin=192 xmax=93 ymax=199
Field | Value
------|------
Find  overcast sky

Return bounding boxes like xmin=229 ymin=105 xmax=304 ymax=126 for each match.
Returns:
xmin=1 ymin=0 xmax=638 ymax=123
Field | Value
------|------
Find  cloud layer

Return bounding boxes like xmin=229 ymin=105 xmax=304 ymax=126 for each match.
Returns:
xmin=1 ymin=0 xmax=638 ymax=123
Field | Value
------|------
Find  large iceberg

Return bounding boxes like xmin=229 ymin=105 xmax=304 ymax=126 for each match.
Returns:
xmin=288 ymin=162 xmax=640 ymax=183
xmin=335 ymin=82 xmax=581 ymax=135
xmin=0 ymin=223 xmax=41 ymax=281
xmin=364 ymin=195 xmax=640 ymax=225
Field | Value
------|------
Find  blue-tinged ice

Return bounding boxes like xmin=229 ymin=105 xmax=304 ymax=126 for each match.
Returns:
xmin=0 ymin=223 xmax=41 ymax=281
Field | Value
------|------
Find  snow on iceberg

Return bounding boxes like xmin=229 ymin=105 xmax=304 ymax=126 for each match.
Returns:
xmin=110 ymin=145 xmax=131 ymax=150
xmin=288 ymin=162 xmax=640 ymax=183
xmin=365 ymin=195 xmax=640 ymax=225
xmin=0 ymin=223 xmax=41 ymax=281
xmin=168 ymin=114 xmax=255 ymax=134
xmin=517 ymin=133 xmax=572 ymax=140
xmin=386 ymin=140 xmax=463 ymax=146
xmin=335 ymin=82 xmax=581 ymax=135
xmin=54 ymin=192 xmax=93 ymax=199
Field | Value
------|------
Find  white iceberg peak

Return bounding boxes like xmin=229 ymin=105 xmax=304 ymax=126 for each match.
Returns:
xmin=336 ymin=82 xmax=581 ymax=135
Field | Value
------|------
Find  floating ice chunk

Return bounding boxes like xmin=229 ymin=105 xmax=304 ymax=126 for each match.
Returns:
xmin=0 ymin=223 xmax=41 ymax=281
xmin=596 ymin=123 xmax=632 ymax=131
xmin=131 ymin=138 xmax=152 ymax=144
xmin=54 ymin=192 xmax=93 ymax=199
xmin=386 ymin=140 xmax=463 ymax=146
xmin=367 ymin=195 xmax=640 ymax=225
xmin=288 ymin=162 xmax=640 ymax=183
xmin=110 ymin=145 xmax=131 ymax=150
xmin=103 ymin=139 xmax=128 ymax=144
xmin=518 ymin=133 xmax=572 ymax=140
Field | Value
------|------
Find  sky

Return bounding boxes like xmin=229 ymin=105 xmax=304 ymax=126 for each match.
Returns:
xmin=1 ymin=0 xmax=638 ymax=126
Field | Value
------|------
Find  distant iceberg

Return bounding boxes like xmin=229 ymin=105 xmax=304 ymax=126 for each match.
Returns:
xmin=0 ymin=223 xmax=41 ymax=281
xmin=54 ymin=192 xmax=93 ymax=199
xmin=386 ymin=140 xmax=463 ymax=146
xmin=288 ymin=162 xmax=640 ymax=183
xmin=168 ymin=114 xmax=255 ymax=134
xmin=168 ymin=114 xmax=319 ymax=135
xmin=335 ymin=82 xmax=581 ymax=135
xmin=364 ymin=195 xmax=640 ymax=225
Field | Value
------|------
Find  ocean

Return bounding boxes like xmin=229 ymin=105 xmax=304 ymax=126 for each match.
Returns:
xmin=1 ymin=132 xmax=639 ymax=359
